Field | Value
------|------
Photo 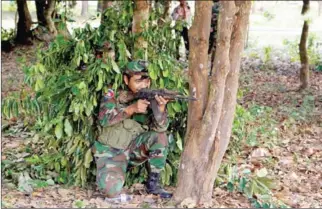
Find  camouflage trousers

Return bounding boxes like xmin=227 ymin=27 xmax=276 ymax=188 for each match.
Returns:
xmin=92 ymin=131 xmax=168 ymax=197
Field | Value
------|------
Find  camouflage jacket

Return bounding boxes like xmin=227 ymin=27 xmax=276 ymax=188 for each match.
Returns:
xmin=98 ymin=88 xmax=169 ymax=132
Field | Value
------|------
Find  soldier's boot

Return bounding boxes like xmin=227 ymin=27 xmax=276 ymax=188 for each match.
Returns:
xmin=146 ymin=172 xmax=172 ymax=199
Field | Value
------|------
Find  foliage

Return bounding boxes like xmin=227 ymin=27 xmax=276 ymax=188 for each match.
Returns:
xmin=283 ymin=33 xmax=322 ymax=66
xmin=216 ymin=163 xmax=288 ymax=208
xmin=227 ymin=104 xmax=279 ymax=159
xmin=1 ymin=28 xmax=15 ymax=41
xmin=279 ymin=94 xmax=316 ymax=122
xmin=2 ymin=0 xmax=186 ymax=187
xmin=263 ymin=11 xmax=275 ymax=21
xmin=263 ymin=46 xmax=272 ymax=64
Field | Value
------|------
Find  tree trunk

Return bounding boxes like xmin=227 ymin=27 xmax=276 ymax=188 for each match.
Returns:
xmin=81 ymin=1 xmax=88 ymax=16
xmin=35 ymin=0 xmax=47 ymax=26
xmin=163 ymin=0 xmax=171 ymax=19
xmin=173 ymin=1 xmax=251 ymax=206
xmin=97 ymin=1 xmax=103 ymax=12
xmin=299 ymin=0 xmax=310 ymax=89
xmin=319 ymin=1 xmax=322 ymax=16
xmin=185 ymin=1 xmax=212 ymax=140
xmin=299 ymin=20 xmax=309 ymax=89
xmin=132 ymin=0 xmax=150 ymax=59
xmin=251 ymin=1 xmax=256 ymax=14
xmin=16 ymin=0 xmax=32 ymax=44
xmin=44 ymin=0 xmax=57 ymax=36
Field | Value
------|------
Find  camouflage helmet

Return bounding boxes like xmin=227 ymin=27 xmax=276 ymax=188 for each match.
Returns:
xmin=124 ymin=60 xmax=149 ymax=76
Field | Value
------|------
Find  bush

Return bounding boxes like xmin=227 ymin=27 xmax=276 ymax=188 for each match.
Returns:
xmin=283 ymin=33 xmax=322 ymax=67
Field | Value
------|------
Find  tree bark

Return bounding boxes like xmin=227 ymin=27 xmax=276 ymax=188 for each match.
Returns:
xmin=299 ymin=0 xmax=310 ymax=89
xmin=97 ymin=1 xmax=103 ymax=12
xmin=44 ymin=0 xmax=57 ymax=36
xmin=81 ymin=1 xmax=88 ymax=16
xmin=16 ymin=0 xmax=32 ymax=44
xmin=185 ymin=1 xmax=212 ymax=140
xmin=299 ymin=20 xmax=309 ymax=89
xmin=173 ymin=1 xmax=251 ymax=206
xmin=132 ymin=0 xmax=150 ymax=59
xmin=35 ymin=0 xmax=47 ymax=26
xmin=162 ymin=0 xmax=171 ymax=19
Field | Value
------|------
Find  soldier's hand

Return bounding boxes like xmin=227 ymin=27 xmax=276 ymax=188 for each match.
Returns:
xmin=155 ymin=95 xmax=168 ymax=113
xmin=134 ymin=99 xmax=150 ymax=114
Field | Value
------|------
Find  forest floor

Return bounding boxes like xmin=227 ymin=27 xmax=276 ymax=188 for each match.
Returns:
xmin=1 ymin=44 xmax=321 ymax=208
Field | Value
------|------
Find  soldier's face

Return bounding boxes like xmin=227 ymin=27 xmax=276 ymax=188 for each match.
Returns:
xmin=124 ymin=74 xmax=151 ymax=93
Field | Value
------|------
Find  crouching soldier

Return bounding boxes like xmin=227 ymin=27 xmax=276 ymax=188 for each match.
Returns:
xmin=93 ymin=60 xmax=172 ymax=199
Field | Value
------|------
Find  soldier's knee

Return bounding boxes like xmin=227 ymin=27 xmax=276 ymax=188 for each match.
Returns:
xmin=97 ymin=170 xmax=125 ymax=197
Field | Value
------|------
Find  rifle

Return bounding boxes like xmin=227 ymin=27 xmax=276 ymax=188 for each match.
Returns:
xmin=134 ymin=88 xmax=197 ymax=120
xmin=135 ymin=88 xmax=197 ymax=102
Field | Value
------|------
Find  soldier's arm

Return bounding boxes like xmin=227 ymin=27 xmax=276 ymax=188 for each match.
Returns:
xmin=98 ymin=89 xmax=134 ymax=127
xmin=152 ymin=110 xmax=169 ymax=132
xmin=150 ymin=98 xmax=169 ymax=132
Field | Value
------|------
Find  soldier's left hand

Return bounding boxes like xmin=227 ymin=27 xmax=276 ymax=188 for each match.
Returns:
xmin=155 ymin=95 xmax=168 ymax=113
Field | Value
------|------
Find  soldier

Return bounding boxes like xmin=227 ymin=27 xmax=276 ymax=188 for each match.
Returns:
xmin=172 ymin=0 xmax=191 ymax=59
xmin=92 ymin=60 xmax=172 ymax=199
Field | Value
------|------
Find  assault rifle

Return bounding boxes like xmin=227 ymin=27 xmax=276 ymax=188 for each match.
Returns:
xmin=135 ymin=88 xmax=197 ymax=102
xmin=134 ymin=89 xmax=197 ymax=120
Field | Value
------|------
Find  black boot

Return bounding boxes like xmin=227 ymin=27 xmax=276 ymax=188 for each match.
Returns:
xmin=146 ymin=172 xmax=172 ymax=199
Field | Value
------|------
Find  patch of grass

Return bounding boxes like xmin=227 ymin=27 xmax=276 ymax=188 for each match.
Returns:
xmin=278 ymin=94 xmax=316 ymax=122
xmin=228 ymin=104 xmax=279 ymax=160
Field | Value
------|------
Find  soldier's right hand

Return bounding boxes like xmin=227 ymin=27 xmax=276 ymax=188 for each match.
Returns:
xmin=134 ymin=99 xmax=150 ymax=113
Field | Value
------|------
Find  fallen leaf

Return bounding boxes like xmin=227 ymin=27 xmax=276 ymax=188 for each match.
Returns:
xmin=250 ymin=148 xmax=271 ymax=158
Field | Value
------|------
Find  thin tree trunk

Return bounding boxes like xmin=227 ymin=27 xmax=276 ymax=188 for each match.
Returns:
xmin=163 ymin=0 xmax=171 ymax=19
xmin=81 ymin=1 xmax=88 ymax=16
xmin=319 ymin=1 xmax=322 ymax=16
xmin=174 ymin=1 xmax=251 ymax=206
xmin=132 ymin=0 xmax=150 ymax=59
xmin=16 ymin=0 xmax=32 ymax=44
xmin=251 ymin=1 xmax=256 ymax=14
xmin=299 ymin=0 xmax=310 ymax=89
xmin=211 ymin=0 xmax=251 ymax=183
xmin=44 ymin=0 xmax=57 ymax=36
xmin=97 ymin=1 xmax=103 ymax=12
xmin=299 ymin=20 xmax=309 ymax=89
xmin=185 ymin=1 xmax=212 ymax=140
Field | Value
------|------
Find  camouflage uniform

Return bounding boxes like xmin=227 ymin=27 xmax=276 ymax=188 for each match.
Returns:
xmin=92 ymin=64 xmax=170 ymax=197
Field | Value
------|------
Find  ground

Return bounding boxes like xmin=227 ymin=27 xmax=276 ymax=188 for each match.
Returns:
xmin=1 ymin=42 xmax=321 ymax=208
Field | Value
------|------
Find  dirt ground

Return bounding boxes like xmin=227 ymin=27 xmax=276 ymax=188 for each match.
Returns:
xmin=1 ymin=44 xmax=322 ymax=208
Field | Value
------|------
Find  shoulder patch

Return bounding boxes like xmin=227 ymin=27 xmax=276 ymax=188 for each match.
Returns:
xmin=105 ymin=89 xmax=115 ymax=98
xmin=103 ymin=89 xmax=115 ymax=101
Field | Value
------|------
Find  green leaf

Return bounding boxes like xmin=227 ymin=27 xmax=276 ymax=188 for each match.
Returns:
xmin=238 ymin=177 xmax=247 ymax=192
xmin=101 ymin=62 xmax=110 ymax=72
xmin=83 ymin=54 xmax=88 ymax=63
xmin=96 ymin=71 xmax=103 ymax=91
xmin=55 ymin=122 xmax=63 ymax=139
xmin=111 ymin=59 xmax=120 ymax=74
xmin=84 ymin=149 xmax=93 ymax=168
xmin=162 ymin=69 xmax=169 ymax=77
xmin=227 ymin=182 xmax=234 ymax=192
xmin=158 ymin=59 xmax=163 ymax=70
xmin=64 ymin=119 xmax=73 ymax=137
xmin=256 ymin=168 xmax=268 ymax=178
xmin=176 ymin=132 xmax=183 ymax=151
xmin=46 ymin=179 xmax=55 ymax=186
xmin=172 ymin=102 xmax=181 ymax=112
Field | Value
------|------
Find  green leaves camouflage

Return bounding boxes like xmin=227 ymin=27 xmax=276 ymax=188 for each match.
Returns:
xmin=2 ymin=0 xmax=188 ymax=188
